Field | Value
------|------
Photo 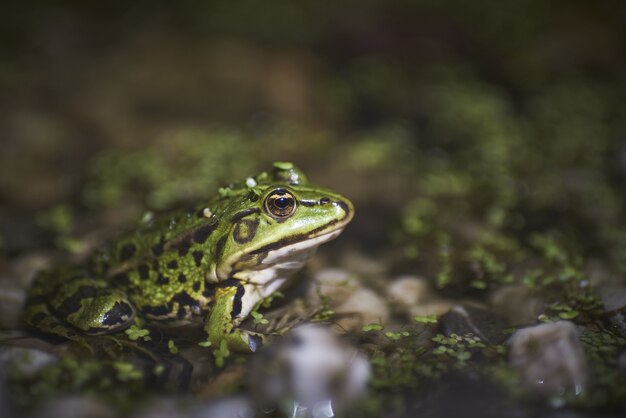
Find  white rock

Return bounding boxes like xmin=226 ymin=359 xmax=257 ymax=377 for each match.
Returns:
xmin=386 ymin=276 xmax=431 ymax=309
xmin=334 ymin=288 xmax=390 ymax=331
xmin=308 ymin=268 xmax=360 ymax=305
xmin=196 ymin=396 xmax=254 ymax=418
xmin=508 ymin=321 xmax=588 ymax=398
xmin=307 ymin=269 xmax=389 ymax=330
xmin=251 ymin=325 xmax=370 ymax=418
xmin=0 ymin=346 xmax=58 ymax=377
xmin=409 ymin=301 xmax=452 ymax=318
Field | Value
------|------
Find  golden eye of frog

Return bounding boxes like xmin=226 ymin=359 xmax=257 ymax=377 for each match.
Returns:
xmin=22 ymin=162 xmax=354 ymax=352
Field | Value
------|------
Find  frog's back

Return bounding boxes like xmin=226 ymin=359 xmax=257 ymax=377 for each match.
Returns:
xmin=23 ymin=200 xmax=223 ymax=336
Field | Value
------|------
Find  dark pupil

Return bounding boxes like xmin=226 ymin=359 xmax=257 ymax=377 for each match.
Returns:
xmin=274 ymin=197 xmax=291 ymax=209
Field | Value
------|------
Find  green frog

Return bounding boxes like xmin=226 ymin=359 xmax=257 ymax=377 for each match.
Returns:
xmin=22 ymin=162 xmax=354 ymax=352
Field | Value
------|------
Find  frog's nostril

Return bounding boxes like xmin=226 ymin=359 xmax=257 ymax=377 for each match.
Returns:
xmin=319 ymin=197 xmax=331 ymax=205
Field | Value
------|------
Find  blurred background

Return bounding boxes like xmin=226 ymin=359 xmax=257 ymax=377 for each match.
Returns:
xmin=2 ymin=1 xmax=626 ymax=417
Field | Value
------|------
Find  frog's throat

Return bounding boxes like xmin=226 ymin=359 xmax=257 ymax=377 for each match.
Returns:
xmin=217 ymin=227 xmax=345 ymax=283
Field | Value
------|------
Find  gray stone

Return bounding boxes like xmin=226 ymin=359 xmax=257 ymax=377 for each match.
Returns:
xmin=508 ymin=321 xmax=588 ymax=398
xmin=0 ymin=345 xmax=58 ymax=377
xmin=490 ymin=285 xmax=546 ymax=326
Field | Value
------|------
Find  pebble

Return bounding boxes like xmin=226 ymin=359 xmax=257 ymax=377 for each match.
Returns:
xmin=308 ymin=268 xmax=360 ymax=305
xmin=386 ymin=275 xmax=452 ymax=320
xmin=595 ymin=286 xmax=626 ymax=337
xmin=335 ymin=288 xmax=390 ymax=331
xmin=0 ymin=346 xmax=58 ymax=377
xmin=508 ymin=321 xmax=588 ymax=398
xmin=30 ymin=396 xmax=117 ymax=418
xmin=386 ymin=276 xmax=431 ymax=309
xmin=490 ymin=285 xmax=546 ymax=326
xmin=595 ymin=285 xmax=626 ymax=313
xmin=308 ymin=269 xmax=389 ymax=331
xmin=409 ymin=301 xmax=453 ymax=318
xmin=250 ymin=324 xmax=370 ymax=418
xmin=194 ymin=396 xmax=254 ymax=418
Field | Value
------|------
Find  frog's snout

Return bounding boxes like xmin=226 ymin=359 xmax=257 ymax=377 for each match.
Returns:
xmin=326 ymin=195 xmax=354 ymax=227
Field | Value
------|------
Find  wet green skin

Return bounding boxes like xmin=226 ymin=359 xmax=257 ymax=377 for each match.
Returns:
xmin=23 ymin=163 xmax=354 ymax=352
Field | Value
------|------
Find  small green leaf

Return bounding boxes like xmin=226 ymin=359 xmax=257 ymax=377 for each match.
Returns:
xmin=213 ymin=339 xmax=231 ymax=368
xmin=113 ymin=362 xmax=143 ymax=381
xmin=385 ymin=331 xmax=409 ymax=340
xmin=558 ymin=310 xmax=579 ymax=319
xmin=168 ymin=339 xmax=178 ymax=354
xmin=470 ymin=280 xmax=487 ymax=290
xmin=273 ymin=161 xmax=294 ymax=170
xmin=198 ymin=339 xmax=212 ymax=348
xmin=251 ymin=311 xmax=269 ymax=325
xmin=362 ymin=323 xmax=384 ymax=332
xmin=125 ymin=325 xmax=151 ymax=341
xmin=414 ymin=314 xmax=438 ymax=324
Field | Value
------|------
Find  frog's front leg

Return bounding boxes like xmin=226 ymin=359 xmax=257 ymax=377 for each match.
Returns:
xmin=205 ymin=282 xmax=265 ymax=352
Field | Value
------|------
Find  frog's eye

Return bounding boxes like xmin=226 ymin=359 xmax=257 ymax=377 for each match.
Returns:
xmin=264 ymin=189 xmax=297 ymax=218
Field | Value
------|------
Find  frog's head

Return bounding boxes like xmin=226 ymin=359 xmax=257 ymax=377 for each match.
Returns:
xmin=214 ymin=163 xmax=354 ymax=282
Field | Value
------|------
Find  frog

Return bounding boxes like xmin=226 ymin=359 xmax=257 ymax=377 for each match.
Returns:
xmin=22 ymin=162 xmax=354 ymax=352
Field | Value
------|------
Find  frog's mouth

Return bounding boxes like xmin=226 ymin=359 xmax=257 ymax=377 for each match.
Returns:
xmin=221 ymin=225 xmax=346 ymax=286
xmin=218 ymin=201 xmax=353 ymax=282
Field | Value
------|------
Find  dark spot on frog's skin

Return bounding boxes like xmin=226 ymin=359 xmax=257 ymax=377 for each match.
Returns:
xmin=217 ymin=278 xmax=239 ymax=287
xmin=231 ymin=284 xmax=245 ymax=319
xmin=167 ymin=260 xmax=178 ymax=270
xmin=156 ymin=274 xmax=169 ymax=285
xmin=101 ymin=301 xmax=134 ymax=327
xmin=192 ymin=281 xmax=201 ymax=292
xmin=320 ymin=197 xmax=331 ymax=204
xmin=335 ymin=200 xmax=351 ymax=218
xmin=202 ymin=286 xmax=215 ymax=298
xmin=112 ymin=272 xmax=130 ymax=286
xmin=233 ymin=218 xmax=260 ymax=244
xmin=246 ymin=191 xmax=260 ymax=202
xmin=233 ymin=252 xmax=267 ymax=270
xmin=299 ymin=200 xmax=315 ymax=207
xmin=152 ymin=259 xmax=160 ymax=272
xmin=52 ymin=285 xmax=98 ymax=317
xmin=173 ymin=291 xmax=201 ymax=319
xmin=176 ymin=305 xmax=187 ymax=319
xmin=138 ymin=264 xmax=150 ymax=280
xmin=142 ymin=304 xmax=171 ymax=318
xmin=177 ymin=240 xmax=191 ymax=257
xmin=231 ymin=208 xmax=261 ymax=223
xmin=193 ymin=223 xmax=217 ymax=244
xmin=178 ymin=273 xmax=187 ymax=283
xmin=119 ymin=244 xmax=137 ymax=261
xmin=192 ymin=251 xmax=203 ymax=267
xmin=215 ymin=236 xmax=227 ymax=263
xmin=152 ymin=238 xmax=165 ymax=256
